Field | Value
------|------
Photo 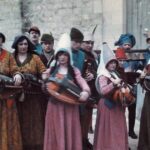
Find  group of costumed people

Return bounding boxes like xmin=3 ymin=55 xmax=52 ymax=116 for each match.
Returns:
xmin=0 ymin=25 xmax=150 ymax=150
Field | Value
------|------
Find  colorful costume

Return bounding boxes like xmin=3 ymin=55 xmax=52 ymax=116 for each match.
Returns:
xmin=44 ymin=67 xmax=90 ymax=150
xmin=11 ymin=54 xmax=46 ymax=150
xmin=0 ymin=49 xmax=22 ymax=150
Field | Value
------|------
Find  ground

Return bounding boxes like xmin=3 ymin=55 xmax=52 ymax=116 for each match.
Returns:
xmin=89 ymin=108 xmax=140 ymax=150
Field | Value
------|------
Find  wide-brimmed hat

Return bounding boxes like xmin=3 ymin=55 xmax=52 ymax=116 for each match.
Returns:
xmin=0 ymin=32 xmax=6 ymax=43
xmin=12 ymin=35 xmax=35 ymax=50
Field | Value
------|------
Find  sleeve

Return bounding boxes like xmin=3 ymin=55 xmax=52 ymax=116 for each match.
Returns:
xmin=35 ymin=55 xmax=46 ymax=74
xmin=74 ymin=67 xmax=91 ymax=95
xmin=99 ymin=75 xmax=116 ymax=96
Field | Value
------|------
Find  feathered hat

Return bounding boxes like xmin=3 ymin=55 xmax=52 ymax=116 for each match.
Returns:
xmin=83 ymin=25 xmax=97 ymax=42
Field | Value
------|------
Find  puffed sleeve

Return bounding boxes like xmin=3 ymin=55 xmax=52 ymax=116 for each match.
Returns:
xmin=73 ymin=67 xmax=91 ymax=95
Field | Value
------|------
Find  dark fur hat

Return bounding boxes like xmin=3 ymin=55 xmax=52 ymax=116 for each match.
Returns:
xmin=41 ymin=33 xmax=54 ymax=43
xmin=70 ymin=28 xmax=84 ymax=42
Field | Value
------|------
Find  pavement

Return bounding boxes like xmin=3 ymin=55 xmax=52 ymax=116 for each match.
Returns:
xmin=89 ymin=108 xmax=139 ymax=150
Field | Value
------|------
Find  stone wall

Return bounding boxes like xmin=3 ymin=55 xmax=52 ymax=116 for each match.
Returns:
xmin=0 ymin=0 xmax=22 ymax=51
xmin=0 ymin=0 xmax=124 ymax=50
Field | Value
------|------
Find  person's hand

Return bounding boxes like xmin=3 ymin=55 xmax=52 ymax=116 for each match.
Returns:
xmin=42 ymin=72 xmax=50 ymax=80
xmin=140 ymin=70 xmax=147 ymax=79
xmin=85 ymin=73 xmax=94 ymax=81
xmin=110 ymin=77 xmax=121 ymax=86
xmin=79 ymin=91 xmax=89 ymax=102
xmin=13 ymin=74 xmax=22 ymax=86
xmin=42 ymin=69 xmax=50 ymax=80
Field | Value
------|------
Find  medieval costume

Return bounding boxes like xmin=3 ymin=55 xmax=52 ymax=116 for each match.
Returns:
xmin=40 ymin=33 xmax=55 ymax=68
xmin=138 ymin=62 xmax=150 ymax=150
xmin=0 ymin=32 xmax=22 ymax=150
xmin=44 ymin=33 xmax=90 ymax=150
xmin=80 ymin=32 xmax=98 ymax=150
xmin=115 ymin=34 xmax=138 ymax=139
xmin=11 ymin=35 xmax=46 ymax=150
xmin=93 ymin=43 xmax=128 ymax=150
xmin=28 ymin=26 xmax=43 ymax=54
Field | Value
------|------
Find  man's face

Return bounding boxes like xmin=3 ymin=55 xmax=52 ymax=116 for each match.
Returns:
xmin=122 ymin=43 xmax=132 ymax=50
xmin=81 ymin=41 xmax=94 ymax=52
xmin=42 ymin=42 xmax=54 ymax=53
xmin=71 ymin=41 xmax=82 ymax=50
xmin=29 ymin=30 xmax=40 ymax=44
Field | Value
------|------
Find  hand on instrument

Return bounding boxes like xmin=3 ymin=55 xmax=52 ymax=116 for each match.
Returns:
xmin=79 ymin=91 xmax=89 ymax=102
xmin=110 ymin=77 xmax=121 ymax=86
xmin=42 ymin=69 xmax=50 ymax=80
xmin=85 ymin=72 xmax=94 ymax=81
xmin=13 ymin=74 xmax=22 ymax=86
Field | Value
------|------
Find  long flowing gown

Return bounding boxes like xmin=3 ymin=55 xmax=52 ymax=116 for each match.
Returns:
xmin=93 ymin=75 xmax=128 ymax=150
xmin=11 ymin=53 xmax=46 ymax=150
xmin=0 ymin=49 xmax=22 ymax=150
xmin=44 ymin=67 xmax=90 ymax=150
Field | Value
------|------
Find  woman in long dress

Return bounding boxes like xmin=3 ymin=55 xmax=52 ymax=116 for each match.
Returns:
xmin=93 ymin=43 xmax=128 ymax=150
xmin=0 ymin=32 xmax=22 ymax=150
xmin=11 ymin=35 xmax=46 ymax=150
xmin=43 ymin=33 xmax=91 ymax=150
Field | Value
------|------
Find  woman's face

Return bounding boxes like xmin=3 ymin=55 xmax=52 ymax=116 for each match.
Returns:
xmin=17 ymin=39 xmax=28 ymax=54
xmin=58 ymin=53 xmax=69 ymax=65
xmin=107 ymin=61 xmax=117 ymax=71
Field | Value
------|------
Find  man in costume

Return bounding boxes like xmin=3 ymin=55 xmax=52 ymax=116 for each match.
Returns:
xmin=28 ymin=26 xmax=43 ymax=54
xmin=115 ymin=33 xmax=138 ymax=139
xmin=40 ymin=33 xmax=55 ymax=68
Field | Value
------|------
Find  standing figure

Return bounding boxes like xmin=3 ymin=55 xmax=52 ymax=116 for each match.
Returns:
xmin=43 ymin=33 xmax=90 ymax=150
xmin=115 ymin=34 xmax=138 ymax=139
xmin=94 ymin=43 xmax=128 ymax=150
xmin=81 ymin=32 xmax=98 ymax=149
xmin=0 ymin=32 xmax=22 ymax=150
xmin=138 ymin=61 xmax=150 ymax=150
xmin=11 ymin=35 xmax=46 ymax=150
xmin=40 ymin=33 xmax=55 ymax=68
xmin=28 ymin=26 xmax=43 ymax=54
xmin=70 ymin=27 xmax=85 ymax=73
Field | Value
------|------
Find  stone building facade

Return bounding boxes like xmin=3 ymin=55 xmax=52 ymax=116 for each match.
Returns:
xmin=0 ymin=0 xmax=149 ymax=50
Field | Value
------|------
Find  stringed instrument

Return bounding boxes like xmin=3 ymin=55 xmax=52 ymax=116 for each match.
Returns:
xmin=46 ymin=74 xmax=95 ymax=105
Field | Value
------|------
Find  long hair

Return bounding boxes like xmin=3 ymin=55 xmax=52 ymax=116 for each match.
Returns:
xmin=13 ymin=36 xmax=35 ymax=59
xmin=50 ymin=51 xmax=77 ymax=82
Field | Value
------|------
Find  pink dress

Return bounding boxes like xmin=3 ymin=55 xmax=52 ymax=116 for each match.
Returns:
xmin=44 ymin=67 xmax=90 ymax=150
xmin=94 ymin=75 xmax=128 ymax=150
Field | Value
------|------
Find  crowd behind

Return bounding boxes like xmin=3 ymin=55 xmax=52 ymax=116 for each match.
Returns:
xmin=0 ymin=26 xmax=150 ymax=150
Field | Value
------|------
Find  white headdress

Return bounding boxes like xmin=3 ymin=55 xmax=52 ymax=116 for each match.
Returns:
xmin=50 ymin=33 xmax=73 ymax=66
xmin=97 ymin=42 xmax=117 ymax=78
